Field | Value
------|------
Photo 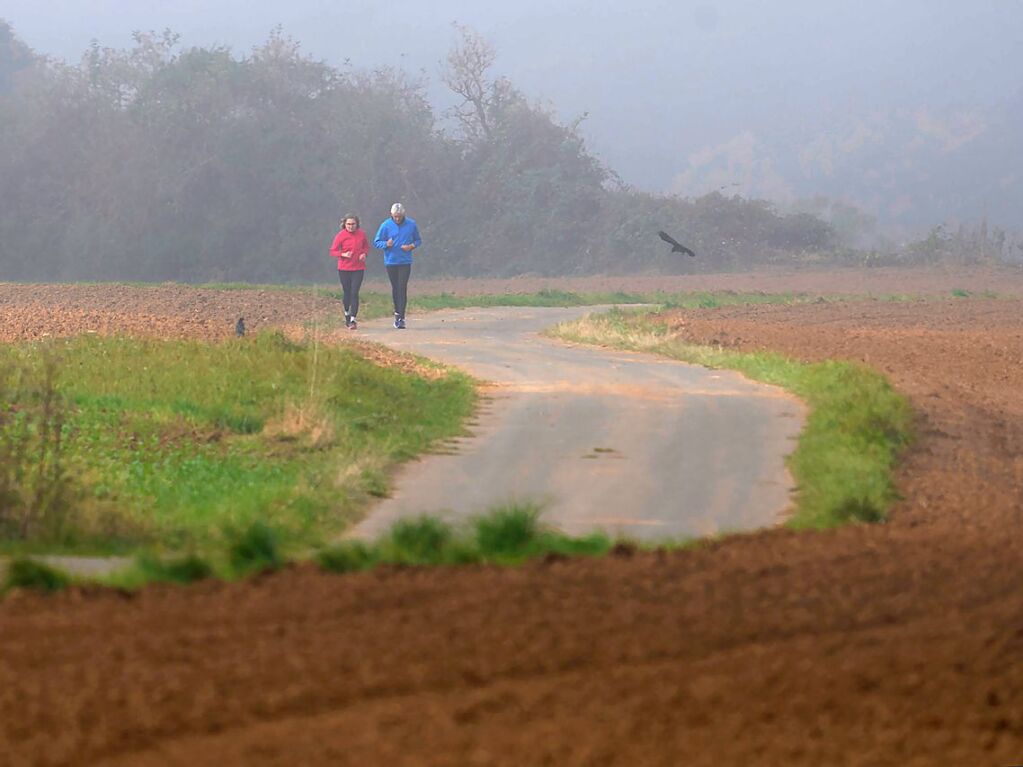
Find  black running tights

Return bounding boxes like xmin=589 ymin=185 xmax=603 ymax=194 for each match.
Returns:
xmin=337 ymin=269 xmax=364 ymax=317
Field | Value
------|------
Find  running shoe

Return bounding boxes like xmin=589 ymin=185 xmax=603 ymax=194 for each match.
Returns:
xmin=344 ymin=314 xmax=351 ymax=328
xmin=397 ymin=317 xmax=406 ymax=329
xmin=349 ymin=318 xmax=357 ymax=330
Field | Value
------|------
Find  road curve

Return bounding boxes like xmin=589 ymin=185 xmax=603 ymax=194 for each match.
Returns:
xmin=350 ymin=306 xmax=804 ymax=542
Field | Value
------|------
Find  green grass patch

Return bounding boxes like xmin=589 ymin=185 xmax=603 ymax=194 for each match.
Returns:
xmin=342 ymin=286 xmax=1003 ymax=319
xmin=104 ymin=552 xmax=214 ymax=589
xmin=0 ymin=331 xmax=475 ymax=552
xmin=104 ymin=520 xmax=296 ymax=589
xmin=316 ymin=539 xmax=378 ymax=573
xmin=474 ymin=503 xmax=542 ymax=557
xmin=410 ymin=289 xmax=807 ymax=313
xmin=5 ymin=504 xmax=619 ymax=597
xmin=3 ymin=557 xmax=71 ymax=594
xmin=306 ymin=288 xmax=814 ymax=325
xmin=318 ymin=503 xmax=613 ymax=573
xmin=949 ymin=288 xmax=997 ymax=299
xmin=547 ymin=308 xmax=913 ymax=529
xmin=227 ymin=521 xmax=284 ymax=576
xmin=373 ymin=515 xmax=480 ymax=565
xmin=383 ymin=515 xmax=457 ymax=564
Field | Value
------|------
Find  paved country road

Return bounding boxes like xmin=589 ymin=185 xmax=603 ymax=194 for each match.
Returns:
xmin=352 ymin=306 xmax=804 ymax=541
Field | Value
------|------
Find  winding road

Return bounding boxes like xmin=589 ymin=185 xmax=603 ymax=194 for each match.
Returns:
xmin=352 ymin=306 xmax=804 ymax=542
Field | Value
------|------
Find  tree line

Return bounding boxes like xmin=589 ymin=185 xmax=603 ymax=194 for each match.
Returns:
xmin=0 ymin=22 xmax=836 ymax=283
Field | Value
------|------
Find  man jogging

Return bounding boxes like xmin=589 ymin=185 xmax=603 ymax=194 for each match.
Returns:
xmin=374 ymin=202 xmax=422 ymax=329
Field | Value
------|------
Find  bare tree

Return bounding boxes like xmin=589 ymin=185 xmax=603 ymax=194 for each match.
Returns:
xmin=441 ymin=23 xmax=505 ymax=144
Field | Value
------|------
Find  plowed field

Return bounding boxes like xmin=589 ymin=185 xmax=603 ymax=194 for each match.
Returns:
xmin=1 ymin=267 xmax=1022 ymax=766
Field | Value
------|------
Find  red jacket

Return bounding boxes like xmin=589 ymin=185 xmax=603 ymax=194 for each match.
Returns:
xmin=330 ymin=228 xmax=369 ymax=271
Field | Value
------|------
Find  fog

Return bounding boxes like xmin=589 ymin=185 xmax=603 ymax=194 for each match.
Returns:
xmin=3 ymin=0 xmax=1022 ymax=237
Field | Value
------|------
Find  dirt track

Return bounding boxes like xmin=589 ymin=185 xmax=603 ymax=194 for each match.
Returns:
xmin=2 ymin=267 xmax=1023 ymax=765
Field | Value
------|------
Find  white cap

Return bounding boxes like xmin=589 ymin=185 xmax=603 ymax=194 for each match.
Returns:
xmin=390 ymin=202 xmax=405 ymax=215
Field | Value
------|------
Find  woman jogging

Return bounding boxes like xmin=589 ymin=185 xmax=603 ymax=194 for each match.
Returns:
xmin=329 ymin=214 xmax=369 ymax=329
xmin=373 ymin=202 xmax=421 ymax=329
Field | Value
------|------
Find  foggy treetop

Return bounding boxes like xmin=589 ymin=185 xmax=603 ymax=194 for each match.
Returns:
xmin=1 ymin=13 xmax=1019 ymax=283
xmin=4 ymin=0 xmax=1022 ymax=235
xmin=0 ymin=22 xmax=842 ymax=282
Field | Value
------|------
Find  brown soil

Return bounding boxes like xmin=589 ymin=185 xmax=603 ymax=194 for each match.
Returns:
xmin=0 ymin=282 xmax=339 ymax=342
xmin=2 ymin=268 xmax=1023 ymax=766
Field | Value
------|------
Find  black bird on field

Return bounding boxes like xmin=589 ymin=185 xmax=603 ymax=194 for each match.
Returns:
xmin=235 ymin=317 xmax=246 ymax=337
xmin=657 ymin=230 xmax=696 ymax=257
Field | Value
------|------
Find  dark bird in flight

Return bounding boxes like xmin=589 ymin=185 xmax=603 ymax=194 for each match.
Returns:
xmin=657 ymin=231 xmax=696 ymax=257
xmin=235 ymin=317 xmax=246 ymax=337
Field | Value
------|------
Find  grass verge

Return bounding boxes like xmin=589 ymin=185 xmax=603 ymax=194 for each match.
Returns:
xmin=318 ymin=503 xmax=613 ymax=573
xmin=3 ymin=504 xmax=616 ymax=595
xmin=102 ymin=552 xmax=214 ymax=589
xmin=547 ymin=308 xmax=913 ymax=528
xmin=0 ymin=331 xmax=475 ymax=553
xmin=103 ymin=520 xmax=282 ymax=589
xmin=315 ymin=288 xmax=812 ymax=324
xmin=313 ymin=287 xmax=973 ymax=329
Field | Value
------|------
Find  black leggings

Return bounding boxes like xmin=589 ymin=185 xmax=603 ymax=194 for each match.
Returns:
xmin=386 ymin=263 xmax=412 ymax=319
xmin=337 ymin=269 xmax=364 ymax=317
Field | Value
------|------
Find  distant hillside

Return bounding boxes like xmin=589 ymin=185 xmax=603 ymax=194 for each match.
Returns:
xmin=673 ymin=93 xmax=1023 ymax=240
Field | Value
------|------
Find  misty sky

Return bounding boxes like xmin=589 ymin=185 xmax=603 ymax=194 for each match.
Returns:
xmin=4 ymin=0 xmax=1022 ymax=227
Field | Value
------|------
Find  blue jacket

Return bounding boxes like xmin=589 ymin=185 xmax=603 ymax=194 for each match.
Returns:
xmin=374 ymin=216 xmax=422 ymax=266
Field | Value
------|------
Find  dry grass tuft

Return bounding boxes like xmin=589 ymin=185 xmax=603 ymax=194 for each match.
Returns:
xmin=262 ymin=401 xmax=337 ymax=450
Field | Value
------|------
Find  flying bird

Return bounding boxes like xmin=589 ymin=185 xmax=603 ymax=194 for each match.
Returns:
xmin=657 ymin=231 xmax=696 ymax=257
xmin=235 ymin=317 xmax=246 ymax=337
